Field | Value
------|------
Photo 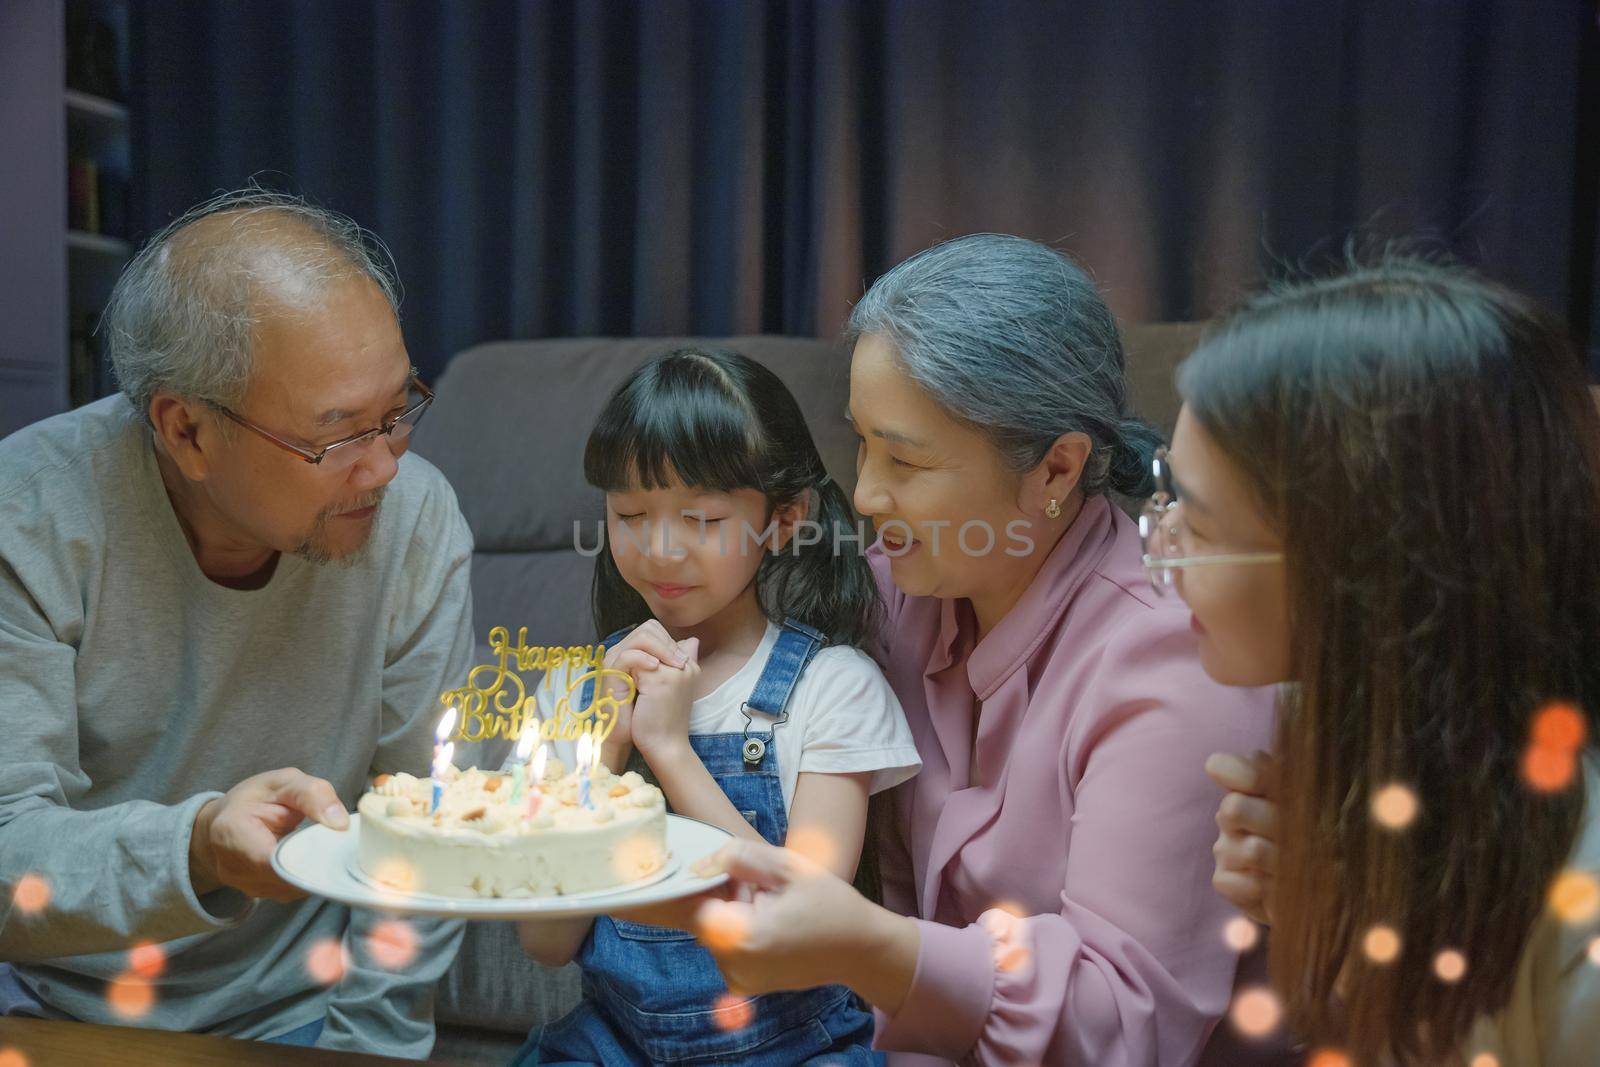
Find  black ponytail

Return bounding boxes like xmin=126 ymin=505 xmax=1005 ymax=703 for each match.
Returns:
xmin=754 ymin=476 xmax=880 ymax=649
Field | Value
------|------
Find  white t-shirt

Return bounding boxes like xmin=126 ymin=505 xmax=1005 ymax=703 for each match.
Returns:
xmin=525 ymin=621 xmax=922 ymax=813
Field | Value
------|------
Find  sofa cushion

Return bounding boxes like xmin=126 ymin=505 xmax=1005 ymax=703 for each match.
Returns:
xmin=1123 ymin=321 xmax=1206 ymax=435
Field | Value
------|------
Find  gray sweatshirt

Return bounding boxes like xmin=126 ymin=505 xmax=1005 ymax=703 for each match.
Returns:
xmin=0 ymin=396 xmax=474 ymax=1057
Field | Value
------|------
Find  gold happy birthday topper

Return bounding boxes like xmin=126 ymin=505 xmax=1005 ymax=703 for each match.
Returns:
xmin=439 ymin=626 xmax=635 ymax=745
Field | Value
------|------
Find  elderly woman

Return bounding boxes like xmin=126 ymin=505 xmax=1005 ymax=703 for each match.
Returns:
xmin=689 ymin=234 xmax=1277 ymax=1066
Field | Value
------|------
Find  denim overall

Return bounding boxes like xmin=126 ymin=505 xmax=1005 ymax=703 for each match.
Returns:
xmin=522 ymin=618 xmax=880 ymax=1066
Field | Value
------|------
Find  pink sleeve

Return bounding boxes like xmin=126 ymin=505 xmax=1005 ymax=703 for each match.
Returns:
xmin=876 ymin=615 xmax=1268 ymax=1065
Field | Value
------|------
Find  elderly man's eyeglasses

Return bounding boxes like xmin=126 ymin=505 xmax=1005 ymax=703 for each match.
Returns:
xmin=214 ymin=370 xmax=434 ymax=472
xmin=1139 ymin=447 xmax=1282 ymax=596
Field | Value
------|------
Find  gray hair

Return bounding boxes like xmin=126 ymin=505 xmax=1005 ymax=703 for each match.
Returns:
xmin=846 ymin=233 xmax=1160 ymax=498
xmin=103 ymin=188 xmax=402 ymax=423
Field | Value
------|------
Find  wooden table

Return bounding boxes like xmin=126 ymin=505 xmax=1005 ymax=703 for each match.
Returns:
xmin=0 ymin=1016 xmax=445 ymax=1066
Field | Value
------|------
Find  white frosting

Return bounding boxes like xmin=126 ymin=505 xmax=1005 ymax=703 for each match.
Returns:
xmin=357 ymin=765 xmax=668 ymax=898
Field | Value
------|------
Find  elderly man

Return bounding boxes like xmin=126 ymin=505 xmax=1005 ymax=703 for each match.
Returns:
xmin=0 ymin=191 xmax=472 ymax=1057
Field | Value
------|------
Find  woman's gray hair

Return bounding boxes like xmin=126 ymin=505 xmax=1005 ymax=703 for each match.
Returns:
xmin=846 ymin=233 xmax=1160 ymax=498
xmin=103 ymin=188 xmax=401 ymax=423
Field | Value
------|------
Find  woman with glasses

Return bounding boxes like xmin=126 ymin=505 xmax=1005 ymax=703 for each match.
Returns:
xmin=682 ymin=234 xmax=1278 ymax=1066
xmin=1157 ymin=256 xmax=1600 ymax=1065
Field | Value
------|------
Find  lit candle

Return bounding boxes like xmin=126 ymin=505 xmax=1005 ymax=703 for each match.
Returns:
xmin=434 ymin=706 xmax=458 ymax=773
xmin=431 ymin=741 xmax=454 ymax=814
xmin=510 ymin=728 xmax=536 ymax=802
xmin=577 ymin=733 xmax=593 ymax=809
xmin=431 ymin=706 xmax=459 ymax=815
xmin=527 ymin=743 xmax=548 ymax=820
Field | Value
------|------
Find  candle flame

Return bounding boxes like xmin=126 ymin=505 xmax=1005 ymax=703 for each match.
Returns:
xmin=514 ymin=728 xmax=537 ymax=762
xmin=576 ymin=732 xmax=593 ymax=771
xmin=433 ymin=741 xmax=454 ymax=776
xmin=531 ymin=743 xmax=549 ymax=781
xmin=436 ymin=706 xmax=458 ymax=743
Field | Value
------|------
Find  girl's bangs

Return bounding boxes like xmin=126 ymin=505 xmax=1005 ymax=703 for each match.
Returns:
xmin=584 ymin=374 xmax=766 ymax=494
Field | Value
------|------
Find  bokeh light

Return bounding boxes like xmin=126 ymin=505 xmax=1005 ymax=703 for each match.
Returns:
xmin=994 ymin=941 xmax=1031 ymax=974
xmin=698 ymin=901 xmax=750 ymax=953
xmin=1224 ymin=916 xmax=1260 ymax=953
xmin=712 ymin=992 xmax=755 ymax=1032
xmin=106 ymin=974 xmax=154 ymax=1020
xmin=1370 ymin=784 xmax=1419 ymax=830
xmin=0 ymin=1049 xmax=30 ymax=1067
xmin=127 ymin=941 xmax=166 ymax=980
xmin=1522 ymin=746 xmax=1578 ymax=793
xmin=981 ymin=905 xmax=1031 ymax=972
xmin=306 ymin=938 xmax=350 ymax=985
xmin=366 ymin=920 xmax=419 ymax=970
xmin=1588 ymin=936 xmax=1600 ymax=967
xmin=1548 ymin=870 xmax=1600 ymax=924
xmin=12 ymin=873 xmax=50 ymax=915
xmin=1433 ymin=949 xmax=1467 ymax=983
xmin=784 ymin=826 xmax=839 ymax=871
xmin=1362 ymin=925 xmax=1402 ymax=965
xmin=1469 ymin=1055 xmax=1500 ymax=1067
xmin=1228 ymin=987 xmax=1282 ymax=1037
xmin=1522 ymin=702 xmax=1588 ymax=793
xmin=1532 ymin=703 xmax=1587 ymax=749
xmin=980 ymin=908 xmax=1020 ymax=942
xmin=613 ymin=835 xmax=668 ymax=881
xmin=369 ymin=859 xmax=417 ymax=893
xmin=1305 ymin=1050 xmax=1353 ymax=1067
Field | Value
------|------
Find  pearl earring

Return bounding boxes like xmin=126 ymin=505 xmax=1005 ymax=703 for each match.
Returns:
xmin=1045 ymin=498 xmax=1062 ymax=519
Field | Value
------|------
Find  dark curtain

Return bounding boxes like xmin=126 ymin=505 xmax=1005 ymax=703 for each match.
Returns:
xmin=132 ymin=0 xmax=1600 ymax=381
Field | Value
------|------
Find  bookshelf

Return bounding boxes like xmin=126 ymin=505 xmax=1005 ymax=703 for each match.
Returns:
xmin=0 ymin=0 xmax=135 ymax=437
xmin=64 ymin=0 xmax=133 ymax=409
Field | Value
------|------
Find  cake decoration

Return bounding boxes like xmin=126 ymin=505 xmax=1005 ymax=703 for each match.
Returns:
xmin=355 ymin=629 xmax=669 ymax=899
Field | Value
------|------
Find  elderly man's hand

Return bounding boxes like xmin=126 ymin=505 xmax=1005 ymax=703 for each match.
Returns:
xmin=189 ymin=768 xmax=349 ymax=901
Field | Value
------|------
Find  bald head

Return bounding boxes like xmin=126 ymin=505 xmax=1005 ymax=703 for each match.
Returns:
xmin=104 ymin=190 xmax=401 ymax=423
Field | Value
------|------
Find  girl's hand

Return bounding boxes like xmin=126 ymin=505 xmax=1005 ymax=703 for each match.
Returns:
xmin=631 ymin=636 xmax=699 ymax=759
xmin=1205 ymin=751 xmax=1279 ymax=927
xmin=596 ymin=621 xmax=687 ymax=758
xmin=688 ymin=841 xmax=918 ymax=1010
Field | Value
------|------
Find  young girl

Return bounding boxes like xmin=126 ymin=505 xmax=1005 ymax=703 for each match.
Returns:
xmin=514 ymin=346 xmax=921 ymax=1066
xmin=1147 ymin=256 xmax=1600 ymax=1064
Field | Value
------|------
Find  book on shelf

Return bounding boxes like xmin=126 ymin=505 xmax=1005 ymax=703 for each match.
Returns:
xmin=68 ymin=157 xmax=100 ymax=233
xmin=67 ymin=159 xmax=128 ymax=239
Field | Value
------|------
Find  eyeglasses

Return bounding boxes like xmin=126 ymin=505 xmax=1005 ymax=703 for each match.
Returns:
xmin=1139 ymin=446 xmax=1283 ymax=596
xmin=214 ymin=370 xmax=434 ymax=472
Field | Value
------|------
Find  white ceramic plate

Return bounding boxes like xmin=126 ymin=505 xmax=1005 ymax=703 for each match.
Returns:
xmin=271 ymin=813 xmax=732 ymax=920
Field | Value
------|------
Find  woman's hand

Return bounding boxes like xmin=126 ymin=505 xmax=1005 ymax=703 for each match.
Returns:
xmin=1205 ymin=751 xmax=1278 ymax=926
xmin=688 ymin=840 xmax=919 ymax=1012
xmin=630 ymin=636 xmax=700 ymax=760
xmin=597 ymin=621 xmax=688 ymax=766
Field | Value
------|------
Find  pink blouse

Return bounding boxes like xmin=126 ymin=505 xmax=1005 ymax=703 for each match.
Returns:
xmin=870 ymin=496 xmax=1277 ymax=1066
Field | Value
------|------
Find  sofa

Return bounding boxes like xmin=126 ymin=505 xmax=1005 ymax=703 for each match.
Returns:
xmin=408 ymin=325 xmax=1209 ymax=1065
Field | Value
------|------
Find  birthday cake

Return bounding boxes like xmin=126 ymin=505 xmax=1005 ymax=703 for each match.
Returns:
xmin=355 ymin=760 xmax=669 ymax=899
